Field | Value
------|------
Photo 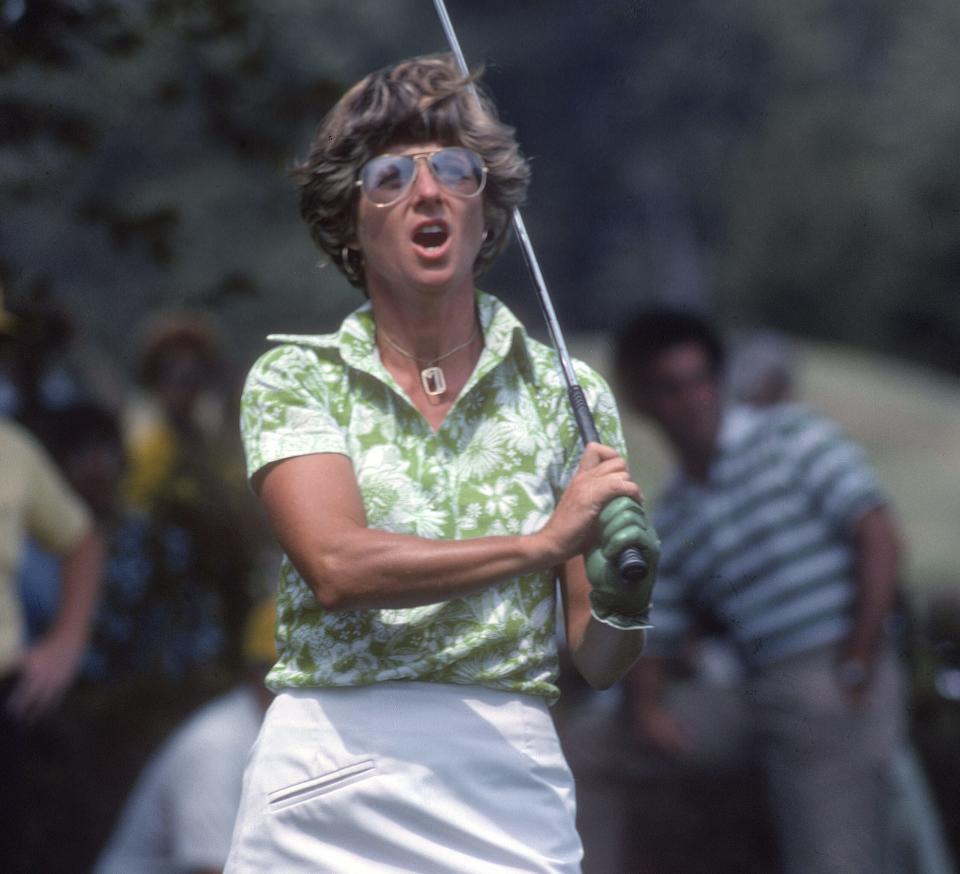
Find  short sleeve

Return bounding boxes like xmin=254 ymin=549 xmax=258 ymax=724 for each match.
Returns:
xmin=782 ymin=411 xmax=887 ymax=535
xmin=23 ymin=432 xmax=91 ymax=555
xmin=240 ymin=344 xmax=349 ymax=482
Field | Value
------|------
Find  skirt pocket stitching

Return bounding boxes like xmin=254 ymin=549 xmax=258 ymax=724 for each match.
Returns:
xmin=267 ymin=759 xmax=376 ymax=811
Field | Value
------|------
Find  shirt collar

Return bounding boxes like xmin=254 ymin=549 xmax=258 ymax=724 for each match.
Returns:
xmin=266 ymin=290 xmax=537 ymax=384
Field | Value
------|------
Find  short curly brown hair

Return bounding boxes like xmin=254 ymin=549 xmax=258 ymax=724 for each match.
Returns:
xmin=292 ymin=53 xmax=530 ymax=291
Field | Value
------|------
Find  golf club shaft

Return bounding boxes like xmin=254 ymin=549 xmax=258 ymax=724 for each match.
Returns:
xmin=431 ymin=0 xmax=646 ymax=582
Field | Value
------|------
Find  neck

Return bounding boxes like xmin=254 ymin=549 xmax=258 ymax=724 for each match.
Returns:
xmin=369 ymin=280 xmax=478 ymax=361
xmin=674 ymin=435 xmax=719 ymax=482
xmin=373 ymin=301 xmax=482 ymax=411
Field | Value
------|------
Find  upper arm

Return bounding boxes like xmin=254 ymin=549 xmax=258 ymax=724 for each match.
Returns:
xmin=257 ymin=453 xmax=367 ymax=599
xmin=240 ymin=344 xmax=347 ymax=487
xmin=786 ymin=411 xmax=886 ymax=534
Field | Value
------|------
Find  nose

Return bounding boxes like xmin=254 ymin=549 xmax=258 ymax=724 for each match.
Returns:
xmin=410 ymin=154 xmax=442 ymax=202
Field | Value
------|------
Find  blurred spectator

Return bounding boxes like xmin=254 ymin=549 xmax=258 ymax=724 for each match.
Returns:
xmin=124 ymin=311 xmax=238 ymax=506
xmin=94 ymin=597 xmax=277 ymax=874
xmin=1 ymin=305 xmax=105 ymax=874
xmin=19 ymin=402 xmax=234 ymax=682
xmin=729 ymin=330 xmax=956 ymax=874
xmin=613 ymin=308 xmax=907 ymax=874
xmin=121 ymin=312 xmax=264 ymax=673
xmin=11 ymin=392 xmax=262 ymax=872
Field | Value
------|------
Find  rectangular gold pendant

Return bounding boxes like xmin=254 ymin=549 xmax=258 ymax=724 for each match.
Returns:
xmin=421 ymin=366 xmax=446 ymax=396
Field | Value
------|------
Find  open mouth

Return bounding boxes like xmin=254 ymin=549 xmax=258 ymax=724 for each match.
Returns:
xmin=412 ymin=223 xmax=449 ymax=250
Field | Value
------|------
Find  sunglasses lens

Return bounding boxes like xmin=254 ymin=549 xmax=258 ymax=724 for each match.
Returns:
xmin=360 ymin=156 xmax=416 ymax=205
xmin=430 ymin=148 xmax=485 ymax=197
xmin=359 ymin=148 xmax=486 ymax=206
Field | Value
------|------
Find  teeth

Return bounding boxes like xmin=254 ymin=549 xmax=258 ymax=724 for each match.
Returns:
xmin=422 ymin=224 xmax=444 ymax=234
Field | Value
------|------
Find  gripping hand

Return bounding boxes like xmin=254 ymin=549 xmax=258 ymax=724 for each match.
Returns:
xmin=585 ymin=496 xmax=659 ymax=630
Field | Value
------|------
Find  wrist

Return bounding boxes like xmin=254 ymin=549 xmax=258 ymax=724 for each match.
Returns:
xmin=589 ymin=593 xmax=653 ymax=631
xmin=42 ymin=620 xmax=89 ymax=655
xmin=529 ymin=526 xmax=566 ymax=571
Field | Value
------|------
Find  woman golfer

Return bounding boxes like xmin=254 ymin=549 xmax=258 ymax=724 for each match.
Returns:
xmin=226 ymin=53 xmax=657 ymax=873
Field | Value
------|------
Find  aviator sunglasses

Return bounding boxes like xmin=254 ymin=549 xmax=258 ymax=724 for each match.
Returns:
xmin=356 ymin=147 xmax=488 ymax=208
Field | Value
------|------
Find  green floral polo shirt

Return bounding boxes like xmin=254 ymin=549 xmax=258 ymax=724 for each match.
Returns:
xmin=241 ymin=290 xmax=627 ymax=701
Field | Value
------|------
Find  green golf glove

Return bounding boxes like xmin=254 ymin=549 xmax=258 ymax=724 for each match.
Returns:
xmin=585 ymin=496 xmax=660 ymax=630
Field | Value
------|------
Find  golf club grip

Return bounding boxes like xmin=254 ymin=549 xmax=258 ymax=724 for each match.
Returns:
xmin=568 ymin=386 xmax=649 ymax=582
xmin=617 ymin=546 xmax=648 ymax=581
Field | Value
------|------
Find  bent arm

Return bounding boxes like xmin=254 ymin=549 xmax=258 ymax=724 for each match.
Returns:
xmin=8 ymin=527 xmax=104 ymax=722
xmin=49 ymin=526 xmax=104 ymax=651
xmin=257 ymin=444 xmax=639 ymax=612
xmin=559 ymin=555 xmax=645 ymax=690
xmin=844 ymin=504 xmax=902 ymax=670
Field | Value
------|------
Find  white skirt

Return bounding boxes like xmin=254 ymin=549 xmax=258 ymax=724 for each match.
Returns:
xmin=225 ymin=682 xmax=582 ymax=873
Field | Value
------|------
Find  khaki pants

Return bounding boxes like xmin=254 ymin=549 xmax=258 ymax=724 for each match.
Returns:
xmin=747 ymin=643 xmax=904 ymax=874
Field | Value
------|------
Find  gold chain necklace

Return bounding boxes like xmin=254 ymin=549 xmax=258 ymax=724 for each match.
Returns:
xmin=378 ymin=323 xmax=480 ymax=397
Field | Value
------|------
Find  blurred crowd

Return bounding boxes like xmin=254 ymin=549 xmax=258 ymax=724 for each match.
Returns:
xmin=1 ymin=289 xmax=957 ymax=873
xmin=0 ymin=290 xmax=275 ymax=873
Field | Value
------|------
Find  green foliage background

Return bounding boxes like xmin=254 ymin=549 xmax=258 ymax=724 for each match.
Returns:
xmin=2 ymin=0 xmax=958 ymax=376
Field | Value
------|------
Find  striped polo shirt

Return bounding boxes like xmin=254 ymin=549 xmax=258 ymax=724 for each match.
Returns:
xmin=647 ymin=404 xmax=887 ymax=670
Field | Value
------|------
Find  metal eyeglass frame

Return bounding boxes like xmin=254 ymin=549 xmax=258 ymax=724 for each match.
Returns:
xmin=354 ymin=148 xmax=488 ymax=208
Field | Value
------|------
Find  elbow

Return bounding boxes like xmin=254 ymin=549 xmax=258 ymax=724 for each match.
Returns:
xmin=311 ymin=583 xmax=348 ymax=612
xmin=288 ymin=548 xmax=345 ymax=611
xmin=302 ymin=552 xmax=366 ymax=612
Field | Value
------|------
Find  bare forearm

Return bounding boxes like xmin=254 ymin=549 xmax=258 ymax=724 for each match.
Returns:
xmin=283 ymin=525 xmax=560 ymax=611
xmin=560 ymin=557 xmax=646 ymax=689
xmin=50 ymin=528 xmax=104 ymax=648
xmin=9 ymin=528 xmax=105 ymax=721
xmin=846 ymin=506 xmax=901 ymax=664
xmin=260 ymin=445 xmax=640 ymax=613
xmin=569 ymin=617 xmax=646 ymax=690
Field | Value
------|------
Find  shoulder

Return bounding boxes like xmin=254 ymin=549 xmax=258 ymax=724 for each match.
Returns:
xmin=721 ymin=403 xmax=838 ymax=453
xmin=245 ymin=339 xmax=338 ymax=384
xmin=759 ymin=403 xmax=851 ymax=456
xmin=241 ymin=340 xmax=346 ymax=417
xmin=761 ymin=402 xmax=836 ymax=435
